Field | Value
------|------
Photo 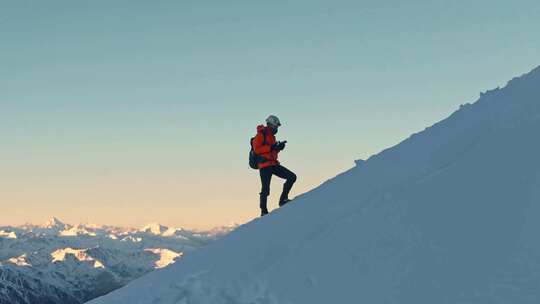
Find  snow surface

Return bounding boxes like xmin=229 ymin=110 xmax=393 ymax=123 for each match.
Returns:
xmin=51 ymin=247 xmax=106 ymax=268
xmin=145 ymin=249 xmax=184 ymax=269
xmin=0 ymin=230 xmax=17 ymax=239
xmin=90 ymin=65 xmax=540 ymax=304
xmin=6 ymin=255 xmax=31 ymax=267
xmin=140 ymin=223 xmax=169 ymax=235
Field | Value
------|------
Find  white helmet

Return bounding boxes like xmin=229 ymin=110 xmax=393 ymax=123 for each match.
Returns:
xmin=265 ymin=115 xmax=281 ymax=127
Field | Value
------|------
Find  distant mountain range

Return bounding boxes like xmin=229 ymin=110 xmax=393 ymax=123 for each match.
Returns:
xmin=0 ymin=217 xmax=236 ymax=304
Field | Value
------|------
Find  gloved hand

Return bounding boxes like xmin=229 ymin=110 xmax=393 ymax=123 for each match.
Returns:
xmin=272 ymin=141 xmax=287 ymax=151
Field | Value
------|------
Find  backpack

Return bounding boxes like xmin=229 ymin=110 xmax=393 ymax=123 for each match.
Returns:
xmin=249 ymin=131 xmax=268 ymax=169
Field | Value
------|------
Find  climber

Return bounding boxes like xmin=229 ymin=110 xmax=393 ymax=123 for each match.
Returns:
xmin=250 ymin=115 xmax=297 ymax=216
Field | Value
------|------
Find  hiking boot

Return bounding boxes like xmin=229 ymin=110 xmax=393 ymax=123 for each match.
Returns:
xmin=261 ymin=208 xmax=269 ymax=217
xmin=279 ymin=198 xmax=291 ymax=207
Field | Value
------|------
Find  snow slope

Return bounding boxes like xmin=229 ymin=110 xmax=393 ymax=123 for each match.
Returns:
xmin=90 ymin=66 xmax=540 ymax=303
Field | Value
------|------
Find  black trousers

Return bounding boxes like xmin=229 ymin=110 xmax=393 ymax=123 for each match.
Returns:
xmin=259 ymin=165 xmax=297 ymax=211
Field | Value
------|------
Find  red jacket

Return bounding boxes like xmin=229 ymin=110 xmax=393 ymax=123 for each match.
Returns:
xmin=252 ymin=125 xmax=280 ymax=169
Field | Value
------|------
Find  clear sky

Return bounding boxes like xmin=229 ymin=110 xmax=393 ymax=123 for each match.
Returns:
xmin=1 ymin=0 xmax=539 ymax=228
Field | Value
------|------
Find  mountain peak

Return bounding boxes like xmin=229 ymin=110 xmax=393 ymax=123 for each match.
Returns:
xmin=51 ymin=247 xmax=105 ymax=269
xmin=140 ymin=222 xmax=168 ymax=235
xmin=0 ymin=230 xmax=17 ymax=239
xmin=43 ymin=217 xmax=67 ymax=229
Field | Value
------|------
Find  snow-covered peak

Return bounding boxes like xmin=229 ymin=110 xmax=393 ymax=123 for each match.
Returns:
xmin=201 ymin=223 xmax=240 ymax=236
xmin=59 ymin=225 xmax=98 ymax=236
xmin=121 ymin=236 xmax=142 ymax=242
xmin=162 ymin=227 xmax=182 ymax=237
xmin=82 ymin=223 xmax=101 ymax=229
xmin=51 ymin=247 xmax=105 ymax=269
xmin=43 ymin=216 xmax=66 ymax=228
xmin=7 ymin=254 xmax=31 ymax=267
xmin=0 ymin=230 xmax=17 ymax=239
xmin=43 ymin=216 xmax=68 ymax=229
xmin=144 ymin=248 xmax=183 ymax=269
xmin=140 ymin=223 xmax=168 ymax=235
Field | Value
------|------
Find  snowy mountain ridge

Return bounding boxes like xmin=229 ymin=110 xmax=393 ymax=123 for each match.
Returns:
xmin=91 ymin=65 xmax=540 ymax=304
xmin=50 ymin=247 xmax=105 ymax=269
xmin=0 ymin=218 xmax=236 ymax=304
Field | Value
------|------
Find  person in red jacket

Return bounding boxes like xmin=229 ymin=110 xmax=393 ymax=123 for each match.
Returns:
xmin=252 ymin=115 xmax=297 ymax=216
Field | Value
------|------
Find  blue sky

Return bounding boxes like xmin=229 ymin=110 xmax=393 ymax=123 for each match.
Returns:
xmin=1 ymin=0 xmax=539 ymax=228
